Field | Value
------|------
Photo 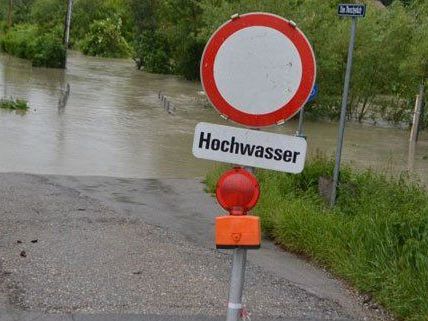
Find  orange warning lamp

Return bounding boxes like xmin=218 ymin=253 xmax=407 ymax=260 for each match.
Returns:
xmin=215 ymin=167 xmax=261 ymax=249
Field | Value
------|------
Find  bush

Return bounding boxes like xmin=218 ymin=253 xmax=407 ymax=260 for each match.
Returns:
xmin=72 ymin=0 xmax=134 ymax=45
xmin=0 ymin=24 xmax=38 ymax=60
xmin=80 ymin=18 xmax=131 ymax=58
xmin=172 ymin=35 xmax=205 ymax=80
xmin=12 ymin=0 xmax=35 ymax=25
xmin=0 ymin=21 xmax=7 ymax=35
xmin=30 ymin=0 xmax=65 ymax=29
xmin=206 ymin=157 xmax=428 ymax=321
xmin=32 ymin=28 xmax=66 ymax=68
xmin=133 ymin=31 xmax=171 ymax=74
xmin=0 ymin=24 xmax=65 ymax=68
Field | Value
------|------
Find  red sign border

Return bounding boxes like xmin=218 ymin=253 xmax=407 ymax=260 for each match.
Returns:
xmin=201 ymin=12 xmax=316 ymax=128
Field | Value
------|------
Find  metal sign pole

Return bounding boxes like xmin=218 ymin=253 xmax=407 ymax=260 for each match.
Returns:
xmin=296 ymin=106 xmax=305 ymax=137
xmin=226 ymin=248 xmax=247 ymax=321
xmin=198 ymin=13 xmax=316 ymax=321
xmin=225 ymin=164 xmax=255 ymax=321
xmin=330 ymin=17 xmax=357 ymax=207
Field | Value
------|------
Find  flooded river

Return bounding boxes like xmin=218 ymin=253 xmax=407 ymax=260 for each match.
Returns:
xmin=1 ymin=51 xmax=427 ymax=184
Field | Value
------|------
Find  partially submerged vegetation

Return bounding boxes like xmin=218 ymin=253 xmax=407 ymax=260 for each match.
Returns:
xmin=0 ymin=97 xmax=29 ymax=110
xmin=206 ymin=157 xmax=428 ymax=321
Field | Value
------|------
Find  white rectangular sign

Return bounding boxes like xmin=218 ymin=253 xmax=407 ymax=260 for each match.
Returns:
xmin=338 ymin=4 xmax=366 ymax=17
xmin=192 ymin=122 xmax=307 ymax=173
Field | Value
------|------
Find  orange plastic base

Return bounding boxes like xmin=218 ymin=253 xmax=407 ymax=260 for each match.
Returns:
xmin=215 ymin=215 xmax=261 ymax=249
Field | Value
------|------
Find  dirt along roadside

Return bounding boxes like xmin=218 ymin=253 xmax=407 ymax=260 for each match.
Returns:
xmin=0 ymin=173 xmax=391 ymax=321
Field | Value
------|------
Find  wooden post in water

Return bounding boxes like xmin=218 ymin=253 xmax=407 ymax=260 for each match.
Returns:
xmin=408 ymin=84 xmax=425 ymax=171
xmin=410 ymin=85 xmax=424 ymax=144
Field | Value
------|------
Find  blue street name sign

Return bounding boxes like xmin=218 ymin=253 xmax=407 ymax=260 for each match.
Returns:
xmin=307 ymin=84 xmax=318 ymax=103
xmin=338 ymin=4 xmax=366 ymax=18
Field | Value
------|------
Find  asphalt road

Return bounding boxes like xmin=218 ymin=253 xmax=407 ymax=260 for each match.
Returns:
xmin=0 ymin=173 xmax=389 ymax=321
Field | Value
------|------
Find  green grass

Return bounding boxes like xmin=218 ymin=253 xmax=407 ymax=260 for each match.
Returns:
xmin=206 ymin=156 xmax=428 ymax=321
xmin=0 ymin=97 xmax=29 ymax=110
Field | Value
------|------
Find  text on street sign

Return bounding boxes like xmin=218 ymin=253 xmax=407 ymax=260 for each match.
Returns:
xmin=338 ymin=4 xmax=366 ymax=18
xmin=192 ymin=122 xmax=307 ymax=173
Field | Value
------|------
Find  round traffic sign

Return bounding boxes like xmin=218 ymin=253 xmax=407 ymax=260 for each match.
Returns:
xmin=201 ymin=13 xmax=316 ymax=127
xmin=216 ymin=167 xmax=260 ymax=215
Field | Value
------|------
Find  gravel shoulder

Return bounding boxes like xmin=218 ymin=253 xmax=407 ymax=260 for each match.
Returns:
xmin=0 ymin=173 xmax=391 ymax=320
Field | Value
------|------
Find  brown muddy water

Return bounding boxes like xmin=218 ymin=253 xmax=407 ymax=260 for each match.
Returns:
xmin=1 ymin=51 xmax=428 ymax=184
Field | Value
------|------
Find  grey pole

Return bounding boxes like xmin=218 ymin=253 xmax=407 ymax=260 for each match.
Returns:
xmin=330 ymin=17 xmax=357 ymax=207
xmin=226 ymin=248 xmax=247 ymax=321
xmin=62 ymin=0 xmax=73 ymax=68
xmin=225 ymin=165 xmax=255 ymax=321
xmin=296 ymin=106 xmax=305 ymax=137
xmin=64 ymin=0 xmax=73 ymax=47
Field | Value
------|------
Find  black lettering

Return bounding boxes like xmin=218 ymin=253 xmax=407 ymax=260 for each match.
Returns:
xmin=293 ymin=152 xmax=301 ymax=163
xmin=221 ymin=140 xmax=230 ymax=152
xmin=255 ymin=146 xmax=264 ymax=158
xmin=274 ymin=149 xmax=282 ymax=161
xmin=265 ymin=147 xmax=274 ymax=159
xmin=211 ymin=139 xmax=220 ymax=151
xmin=240 ymin=143 xmax=256 ymax=156
xmin=199 ymin=132 xmax=211 ymax=149
xmin=283 ymin=150 xmax=293 ymax=162
xmin=230 ymin=136 xmax=239 ymax=154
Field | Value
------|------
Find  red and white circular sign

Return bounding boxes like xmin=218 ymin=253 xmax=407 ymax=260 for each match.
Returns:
xmin=201 ymin=13 xmax=316 ymax=127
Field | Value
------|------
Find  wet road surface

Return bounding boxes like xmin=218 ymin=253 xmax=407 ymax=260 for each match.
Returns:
xmin=0 ymin=173 xmax=391 ymax=321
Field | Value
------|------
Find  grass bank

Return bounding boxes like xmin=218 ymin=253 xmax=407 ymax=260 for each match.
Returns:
xmin=206 ymin=156 xmax=428 ymax=321
xmin=0 ymin=97 xmax=29 ymax=111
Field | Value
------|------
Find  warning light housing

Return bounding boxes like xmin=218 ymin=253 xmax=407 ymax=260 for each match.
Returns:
xmin=216 ymin=215 xmax=261 ymax=249
xmin=215 ymin=167 xmax=260 ymax=215
xmin=215 ymin=167 xmax=261 ymax=249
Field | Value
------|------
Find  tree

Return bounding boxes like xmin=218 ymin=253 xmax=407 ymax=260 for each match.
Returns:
xmin=8 ymin=0 xmax=13 ymax=28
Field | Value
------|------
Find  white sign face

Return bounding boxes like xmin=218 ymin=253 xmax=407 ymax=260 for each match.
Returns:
xmin=214 ymin=26 xmax=303 ymax=115
xmin=192 ymin=122 xmax=307 ymax=173
xmin=200 ymin=13 xmax=316 ymax=127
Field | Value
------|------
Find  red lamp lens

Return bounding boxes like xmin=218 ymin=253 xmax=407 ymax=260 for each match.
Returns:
xmin=215 ymin=167 xmax=260 ymax=214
